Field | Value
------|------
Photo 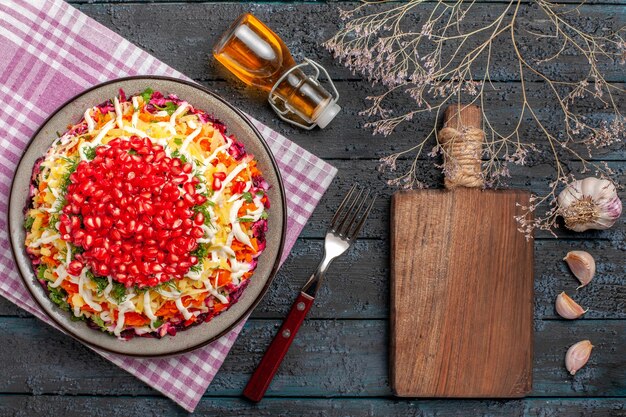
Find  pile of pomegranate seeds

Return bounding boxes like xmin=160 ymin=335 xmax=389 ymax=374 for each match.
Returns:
xmin=59 ymin=136 xmax=208 ymax=288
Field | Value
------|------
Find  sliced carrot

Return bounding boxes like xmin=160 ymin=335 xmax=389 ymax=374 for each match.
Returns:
xmin=123 ymin=312 xmax=150 ymax=327
xmin=155 ymin=300 xmax=177 ymax=317
xmin=198 ymin=138 xmax=212 ymax=152
xmin=138 ymin=113 xmax=153 ymax=122
xmin=81 ymin=304 xmax=97 ymax=313
xmin=61 ymin=281 xmax=78 ymax=294
xmin=215 ymin=269 xmax=232 ymax=287
xmin=213 ymin=303 xmax=227 ymax=313
xmin=42 ymin=255 xmax=60 ymax=267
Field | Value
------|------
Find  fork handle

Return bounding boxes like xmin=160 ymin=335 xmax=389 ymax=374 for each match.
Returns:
xmin=243 ymin=292 xmax=314 ymax=402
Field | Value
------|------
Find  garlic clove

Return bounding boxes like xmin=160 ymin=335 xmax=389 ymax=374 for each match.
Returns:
xmin=565 ymin=340 xmax=593 ymax=375
xmin=555 ymin=292 xmax=587 ymax=319
xmin=564 ymin=251 xmax=596 ymax=289
xmin=557 ymin=177 xmax=622 ymax=232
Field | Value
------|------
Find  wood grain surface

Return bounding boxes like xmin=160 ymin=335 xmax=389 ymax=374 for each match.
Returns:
xmin=2 ymin=1 xmax=624 ymax=415
xmin=391 ymin=189 xmax=534 ymax=397
xmin=390 ymin=105 xmax=533 ymax=397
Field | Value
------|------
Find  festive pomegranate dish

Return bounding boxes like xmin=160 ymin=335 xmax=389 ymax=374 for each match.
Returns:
xmin=24 ymin=89 xmax=270 ymax=339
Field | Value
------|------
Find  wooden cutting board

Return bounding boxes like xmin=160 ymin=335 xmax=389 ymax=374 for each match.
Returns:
xmin=390 ymin=105 xmax=534 ymax=398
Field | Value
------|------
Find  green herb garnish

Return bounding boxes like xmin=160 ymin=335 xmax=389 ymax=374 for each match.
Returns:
xmin=91 ymin=315 xmax=108 ymax=332
xmin=237 ymin=217 xmax=255 ymax=223
xmin=171 ymin=150 xmax=187 ymax=163
xmin=37 ymin=265 xmax=47 ymax=280
xmin=46 ymin=213 xmax=59 ymax=232
xmin=47 ymin=284 xmax=69 ymax=311
xmin=191 ymin=242 xmax=210 ymax=260
xmin=70 ymin=313 xmax=85 ymax=322
xmin=89 ymin=272 xmax=109 ymax=295
xmin=128 ymin=149 xmax=138 ymax=155
xmin=192 ymin=203 xmax=213 ymax=226
xmin=24 ymin=215 xmax=35 ymax=230
xmin=110 ymin=282 xmax=127 ymax=304
xmin=58 ymin=157 xmax=80 ymax=197
xmin=83 ymin=146 xmax=97 ymax=160
xmin=154 ymin=101 xmax=178 ymax=115
xmin=242 ymin=192 xmax=254 ymax=203
xmin=140 ymin=88 xmax=154 ymax=103
xmin=260 ymin=211 xmax=269 ymax=220
xmin=174 ymin=138 xmax=183 ymax=146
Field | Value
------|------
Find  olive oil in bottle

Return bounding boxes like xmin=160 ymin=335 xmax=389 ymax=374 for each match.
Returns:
xmin=213 ymin=13 xmax=340 ymax=129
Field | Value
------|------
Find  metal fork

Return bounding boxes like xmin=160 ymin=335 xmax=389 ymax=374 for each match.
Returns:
xmin=243 ymin=184 xmax=376 ymax=402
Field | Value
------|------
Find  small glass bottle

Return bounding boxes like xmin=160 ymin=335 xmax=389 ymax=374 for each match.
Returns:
xmin=213 ymin=13 xmax=341 ymax=130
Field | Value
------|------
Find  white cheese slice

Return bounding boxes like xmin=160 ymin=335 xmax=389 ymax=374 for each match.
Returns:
xmin=84 ymin=107 xmax=95 ymax=132
xmin=114 ymin=97 xmax=123 ymax=129
xmin=175 ymin=297 xmax=193 ymax=320
xmin=131 ymin=96 xmax=139 ymax=128
xmin=78 ymin=268 xmax=102 ymax=312
xmin=179 ymin=126 xmax=202 ymax=153
xmin=143 ymin=290 xmax=157 ymax=323
xmin=229 ymin=199 xmax=252 ymax=248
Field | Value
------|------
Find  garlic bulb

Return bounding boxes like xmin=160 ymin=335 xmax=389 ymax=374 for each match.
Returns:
xmin=558 ymin=177 xmax=622 ymax=232
xmin=555 ymin=292 xmax=587 ymax=319
xmin=564 ymin=251 xmax=596 ymax=289
xmin=565 ymin=340 xmax=593 ymax=375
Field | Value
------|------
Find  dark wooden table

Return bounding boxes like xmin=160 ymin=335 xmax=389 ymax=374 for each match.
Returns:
xmin=2 ymin=1 xmax=625 ymax=416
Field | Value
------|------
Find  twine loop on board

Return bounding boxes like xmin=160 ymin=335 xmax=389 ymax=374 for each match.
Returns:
xmin=438 ymin=126 xmax=485 ymax=189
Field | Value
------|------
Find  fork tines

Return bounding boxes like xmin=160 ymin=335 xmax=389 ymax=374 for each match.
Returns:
xmin=329 ymin=184 xmax=376 ymax=240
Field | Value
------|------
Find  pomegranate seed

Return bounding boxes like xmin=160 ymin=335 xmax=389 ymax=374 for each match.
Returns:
xmin=183 ymin=182 xmax=196 ymax=195
xmin=67 ymin=260 xmax=83 ymax=276
xmin=70 ymin=216 xmax=80 ymax=229
xmin=59 ymin=136 xmax=219 ymax=287
xmin=84 ymin=216 xmax=96 ymax=229
xmin=73 ymin=229 xmax=85 ymax=242
xmin=83 ymin=234 xmax=94 ymax=248
xmin=231 ymin=181 xmax=246 ymax=194
xmin=183 ymin=193 xmax=196 ymax=206
xmin=191 ymin=227 xmax=204 ymax=239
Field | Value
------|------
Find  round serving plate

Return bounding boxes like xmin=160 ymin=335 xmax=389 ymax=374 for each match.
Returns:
xmin=8 ymin=76 xmax=286 ymax=357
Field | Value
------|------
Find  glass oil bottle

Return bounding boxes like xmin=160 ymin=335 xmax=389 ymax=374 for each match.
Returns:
xmin=213 ymin=13 xmax=340 ymax=129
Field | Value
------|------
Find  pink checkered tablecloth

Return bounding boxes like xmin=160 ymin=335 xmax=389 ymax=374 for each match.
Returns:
xmin=0 ymin=0 xmax=337 ymax=412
